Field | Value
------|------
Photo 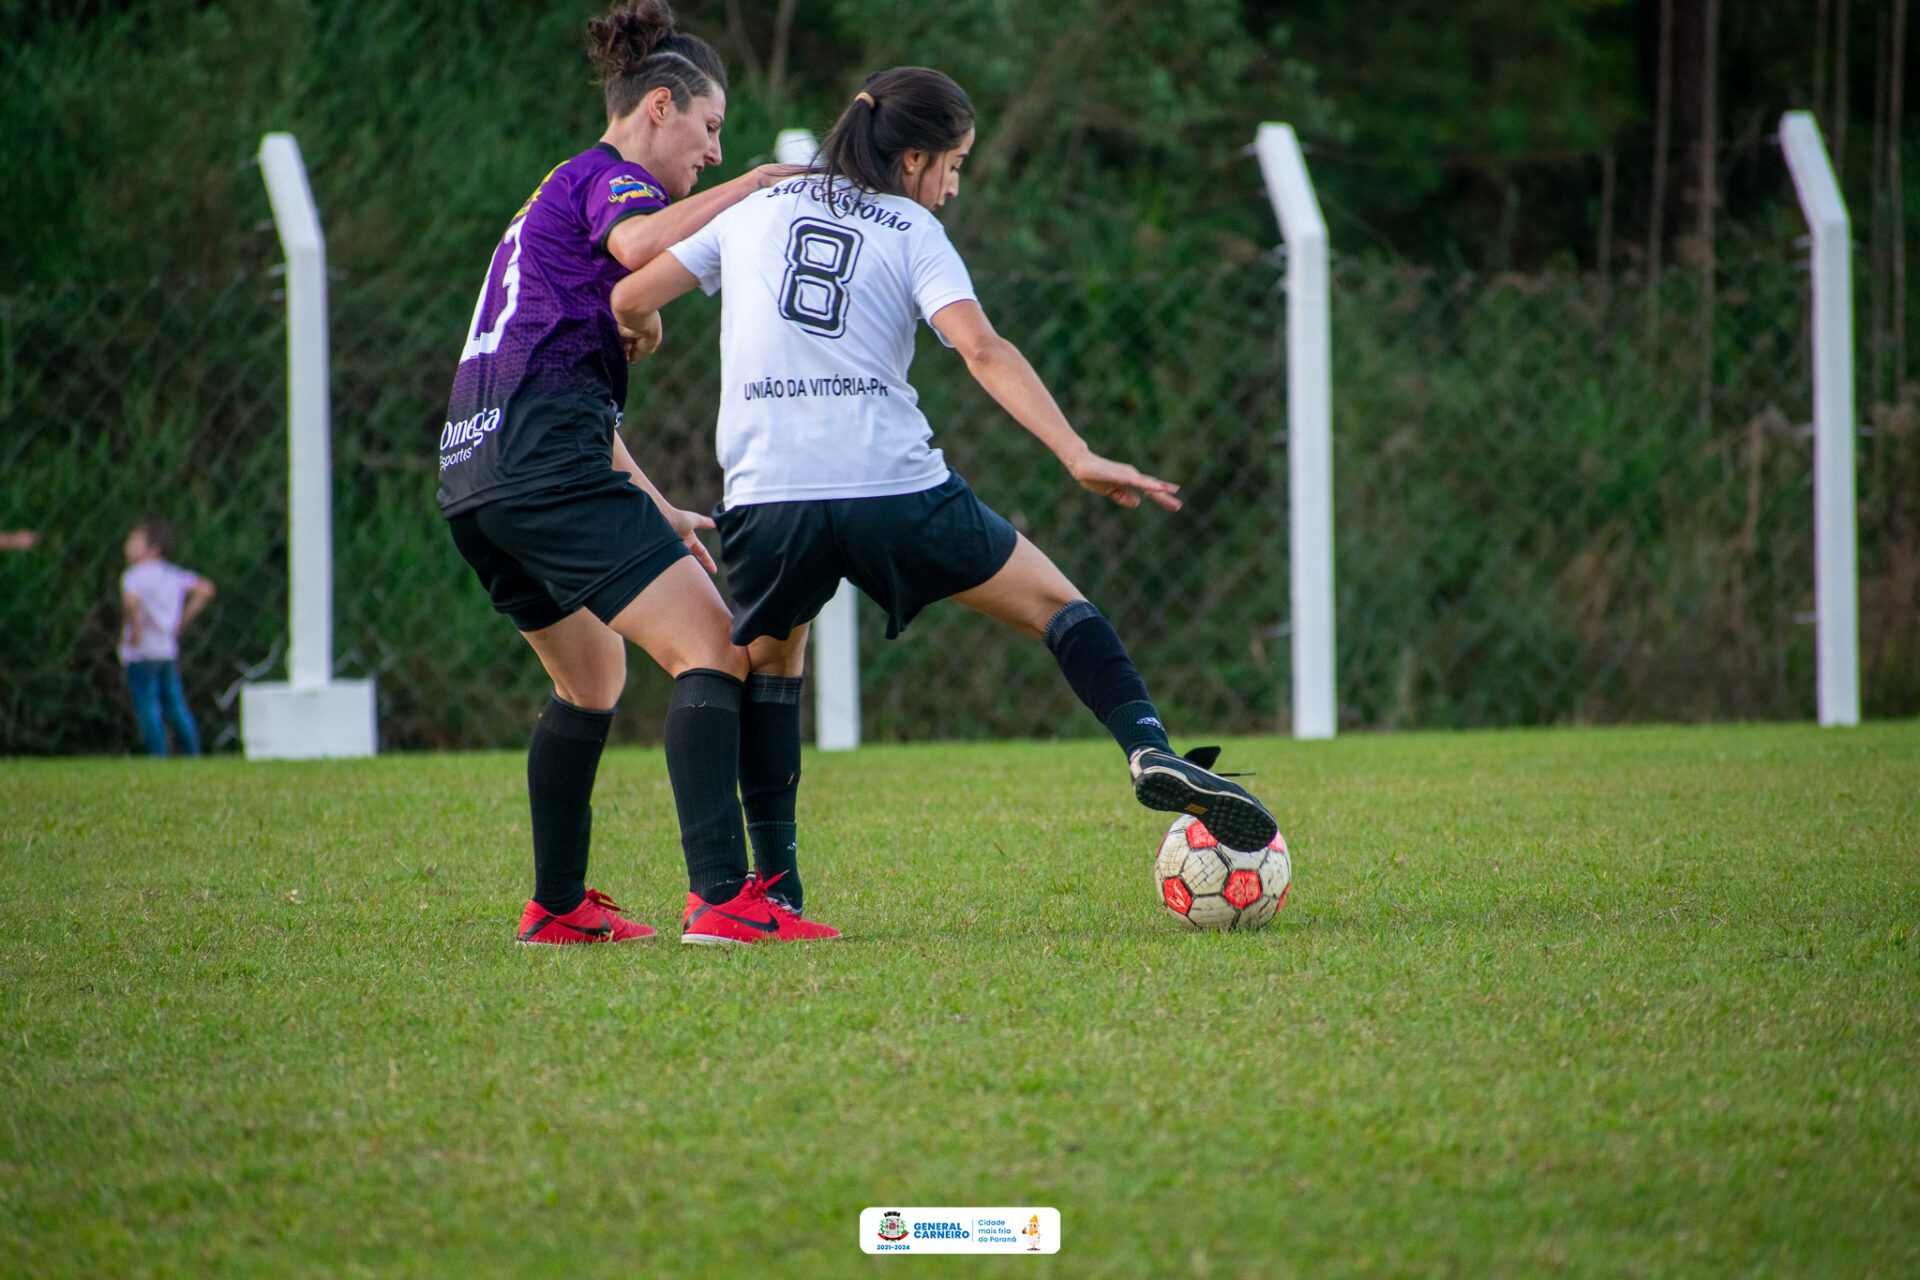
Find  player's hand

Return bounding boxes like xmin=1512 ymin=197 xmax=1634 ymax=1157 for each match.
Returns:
xmin=1067 ymin=452 xmax=1182 ymax=512
xmin=753 ymin=163 xmax=808 ymax=188
xmin=666 ymin=506 xmax=719 ymax=574
xmin=619 ymin=312 xmax=663 ymax=362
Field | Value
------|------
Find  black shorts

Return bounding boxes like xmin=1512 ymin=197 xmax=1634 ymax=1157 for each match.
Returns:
xmin=448 ymin=469 xmax=690 ymax=633
xmin=716 ymin=469 xmax=1019 ymax=644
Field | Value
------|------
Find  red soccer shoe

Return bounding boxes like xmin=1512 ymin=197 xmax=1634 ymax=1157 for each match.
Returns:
xmin=517 ymin=888 xmax=657 ymax=945
xmin=680 ymin=875 xmax=842 ymax=946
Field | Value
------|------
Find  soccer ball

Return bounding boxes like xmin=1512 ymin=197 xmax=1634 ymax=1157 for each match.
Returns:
xmin=1154 ymin=813 xmax=1291 ymax=931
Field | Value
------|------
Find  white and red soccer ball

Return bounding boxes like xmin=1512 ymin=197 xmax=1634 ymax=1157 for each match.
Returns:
xmin=1154 ymin=813 xmax=1291 ymax=931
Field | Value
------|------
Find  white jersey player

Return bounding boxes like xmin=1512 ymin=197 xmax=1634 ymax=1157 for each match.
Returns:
xmin=613 ymin=67 xmax=1280 ymax=918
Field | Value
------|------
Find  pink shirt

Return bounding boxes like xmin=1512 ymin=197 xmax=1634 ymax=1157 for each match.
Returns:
xmin=119 ymin=560 xmax=200 ymax=664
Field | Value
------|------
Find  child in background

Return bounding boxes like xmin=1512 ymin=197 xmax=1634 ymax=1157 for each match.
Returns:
xmin=118 ymin=520 xmax=215 ymax=756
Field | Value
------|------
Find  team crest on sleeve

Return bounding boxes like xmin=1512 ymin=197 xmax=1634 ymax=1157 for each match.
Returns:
xmin=609 ymin=174 xmax=666 ymax=205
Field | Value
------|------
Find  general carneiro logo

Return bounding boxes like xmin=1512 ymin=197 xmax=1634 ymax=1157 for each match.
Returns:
xmin=859 ymin=1207 xmax=1060 ymax=1254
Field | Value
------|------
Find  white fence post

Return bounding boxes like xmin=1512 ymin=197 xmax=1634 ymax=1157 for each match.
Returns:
xmin=259 ymin=133 xmax=333 ymax=692
xmin=241 ymin=132 xmax=377 ymax=759
xmin=1253 ymin=123 xmax=1337 ymax=740
xmin=811 ymin=582 xmax=862 ymax=751
xmin=1780 ymin=111 xmax=1862 ymax=728
xmin=774 ymin=127 xmax=863 ymax=750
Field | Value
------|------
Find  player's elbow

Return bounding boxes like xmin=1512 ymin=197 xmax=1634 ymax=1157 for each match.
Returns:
xmin=962 ymin=334 xmax=1019 ymax=373
xmin=610 ymin=276 xmax=646 ymax=328
xmin=605 ymin=219 xmax=658 ymax=274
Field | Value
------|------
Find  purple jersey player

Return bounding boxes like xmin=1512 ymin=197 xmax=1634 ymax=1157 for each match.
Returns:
xmin=435 ymin=147 xmax=668 ymax=507
xmin=440 ymin=0 xmax=839 ymax=948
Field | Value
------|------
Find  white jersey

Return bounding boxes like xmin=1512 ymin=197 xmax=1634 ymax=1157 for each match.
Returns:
xmin=667 ymin=176 xmax=977 ymax=508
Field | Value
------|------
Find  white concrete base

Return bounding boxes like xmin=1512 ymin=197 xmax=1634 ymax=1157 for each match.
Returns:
xmin=241 ymin=679 xmax=377 ymax=759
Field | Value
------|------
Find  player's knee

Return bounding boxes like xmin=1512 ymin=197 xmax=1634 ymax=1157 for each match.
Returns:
xmin=1015 ymin=593 xmax=1080 ymax=643
xmin=669 ymin=638 xmax=749 ymax=681
xmin=712 ymin=645 xmax=751 ymax=681
xmin=553 ymin=667 xmax=624 ymax=710
xmin=1014 ymin=575 xmax=1083 ymax=641
xmin=558 ymin=684 xmax=622 ymax=712
xmin=748 ymin=635 xmax=807 ymax=677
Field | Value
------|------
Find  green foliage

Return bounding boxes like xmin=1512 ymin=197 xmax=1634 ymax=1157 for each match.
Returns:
xmin=10 ymin=0 xmax=1904 ymax=285
xmin=0 ymin=0 xmax=1658 ymax=285
xmin=1330 ymin=256 xmax=1833 ymax=726
xmin=1276 ymin=0 xmax=1640 ymax=262
xmin=3 ymin=724 xmax=1918 ymax=1274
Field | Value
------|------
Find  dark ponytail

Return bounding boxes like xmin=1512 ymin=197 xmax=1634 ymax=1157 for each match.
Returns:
xmin=814 ymin=67 xmax=974 ymax=198
xmin=586 ymin=0 xmax=727 ymax=120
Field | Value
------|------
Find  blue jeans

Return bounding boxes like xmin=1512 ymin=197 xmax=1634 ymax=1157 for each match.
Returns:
xmin=125 ymin=659 xmax=202 ymax=756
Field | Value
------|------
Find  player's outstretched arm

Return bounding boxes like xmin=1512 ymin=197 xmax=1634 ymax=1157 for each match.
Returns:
xmin=610 ymin=257 xmax=701 ymax=341
xmin=930 ymin=300 xmax=1182 ymax=512
xmin=604 ymin=164 xmax=798 ymax=272
xmin=610 ymin=432 xmax=717 ymax=573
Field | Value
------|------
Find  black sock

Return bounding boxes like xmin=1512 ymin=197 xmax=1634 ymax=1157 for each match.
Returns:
xmin=527 ymin=695 xmax=614 ymax=916
xmin=1102 ymin=698 xmax=1173 ymax=758
xmin=666 ymin=668 xmax=751 ymax=903
xmin=741 ymin=673 xmax=804 ymax=911
xmin=1043 ymin=600 xmax=1173 ymax=758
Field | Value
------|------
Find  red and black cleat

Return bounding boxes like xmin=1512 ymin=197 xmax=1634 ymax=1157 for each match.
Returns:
xmin=517 ymin=888 xmax=657 ymax=945
xmin=681 ymin=874 xmax=841 ymax=946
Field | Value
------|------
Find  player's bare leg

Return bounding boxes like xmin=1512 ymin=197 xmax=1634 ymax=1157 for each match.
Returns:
xmin=599 ymin=557 xmax=748 ymax=681
xmin=954 ymin=535 xmax=1279 ymax=851
xmin=746 ymin=625 xmax=808 ymax=676
xmin=950 ymin=534 xmax=1080 ymax=639
xmin=522 ymin=607 xmax=627 ymax=710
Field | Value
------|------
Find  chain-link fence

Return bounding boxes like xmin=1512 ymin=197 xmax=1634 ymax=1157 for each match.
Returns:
xmin=3 ymin=247 xmax=1916 ymax=755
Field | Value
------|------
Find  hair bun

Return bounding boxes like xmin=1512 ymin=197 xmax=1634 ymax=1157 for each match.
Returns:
xmin=588 ymin=0 xmax=677 ymax=80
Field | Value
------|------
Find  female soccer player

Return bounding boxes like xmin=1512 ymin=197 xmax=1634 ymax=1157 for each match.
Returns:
xmin=438 ymin=0 xmax=837 ymax=946
xmin=611 ymin=66 xmax=1279 ymax=920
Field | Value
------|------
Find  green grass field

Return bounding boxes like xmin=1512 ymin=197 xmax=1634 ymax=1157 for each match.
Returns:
xmin=3 ymin=723 xmax=1917 ymax=1278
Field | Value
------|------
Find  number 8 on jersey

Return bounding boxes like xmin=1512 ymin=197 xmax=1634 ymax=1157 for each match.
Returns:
xmin=778 ymin=219 xmax=863 ymax=338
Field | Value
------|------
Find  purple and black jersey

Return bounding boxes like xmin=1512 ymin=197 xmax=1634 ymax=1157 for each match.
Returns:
xmin=437 ymin=144 xmax=670 ymax=515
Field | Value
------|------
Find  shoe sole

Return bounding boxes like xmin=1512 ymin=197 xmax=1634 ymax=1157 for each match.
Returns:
xmin=1134 ymin=769 xmax=1279 ymax=852
xmin=679 ymin=929 xmax=844 ymax=946
xmin=515 ymin=934 xmax=657 ymax=946
xmin=680 ymin=930 xmax=752 ymax=946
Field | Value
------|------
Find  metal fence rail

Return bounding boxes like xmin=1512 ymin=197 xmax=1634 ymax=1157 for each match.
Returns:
xmin=2 ymin=253 xmax=1915 ymax=755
